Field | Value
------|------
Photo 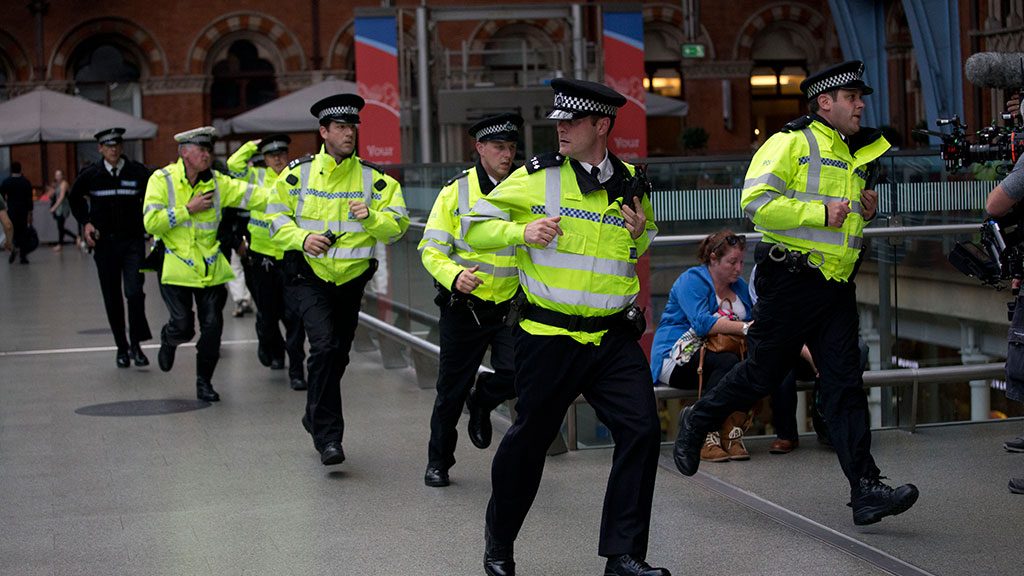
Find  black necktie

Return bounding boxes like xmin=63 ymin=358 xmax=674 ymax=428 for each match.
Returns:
xmin=590 ymin=166 xmax=600 ymax=180
xmin=111 ymin=168 xmax=118 ymax=179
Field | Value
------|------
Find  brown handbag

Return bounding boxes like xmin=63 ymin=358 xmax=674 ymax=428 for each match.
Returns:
xmin=696 ymin=333 xmax=747 ymax=396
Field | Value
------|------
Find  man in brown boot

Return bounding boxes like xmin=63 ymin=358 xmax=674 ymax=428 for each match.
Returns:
xmin=721 ymin=411 xmax=750 ymax=461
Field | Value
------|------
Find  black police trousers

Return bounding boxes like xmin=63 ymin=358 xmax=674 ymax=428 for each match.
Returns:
xmin=427 ymin=298 xmax=516 ymax=469
xmin=244 ymin=251 xmax=306 ymax=380
xmin=486 ymin=326 xmax=661 ymax=558
xmin=688 ymin=249 xmax=881 ymax=488
xmin=159 ymin=283 xmax=228 ymax=380
xmin=94 ymin=236 xmax=152 ymax=351
xmin=288 ymin=269 xmax=372 ymax=452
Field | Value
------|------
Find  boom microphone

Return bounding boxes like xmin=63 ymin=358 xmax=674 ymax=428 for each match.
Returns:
xmin=965 ymin=52 xmax=1024 ymax=89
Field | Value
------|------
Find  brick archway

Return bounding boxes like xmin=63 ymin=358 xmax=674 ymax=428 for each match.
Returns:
xmin=732 ymin=2 xmax=831 ymax=61
xmin=186 ymin=12 xmax=305 ymax=75
xmin=0 ymin=30 xmax=33 ymax=82
xmin=49 ymin=17 xmax=166 ymax=80
xmin=467 ymin=18 xmax=568 ymax=54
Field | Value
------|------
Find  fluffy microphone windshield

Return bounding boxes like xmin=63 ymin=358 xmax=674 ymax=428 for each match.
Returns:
xmin=965 ymin=52 xmax=1024 ymax=88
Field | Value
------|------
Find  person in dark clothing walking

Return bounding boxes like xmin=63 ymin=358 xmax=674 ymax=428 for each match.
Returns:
xmin=69 ymin=128 xmax=153 ymax=368
xmin=1 ymin=161 xmax=34 ymax=264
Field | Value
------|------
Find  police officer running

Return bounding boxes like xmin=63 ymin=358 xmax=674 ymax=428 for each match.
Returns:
xmin=673 ymin=61 xmax=920 ymax=525
xmin=265 ymin=94 xmax=408 ymax=466
xmin=227 ymin=135 xmax=308 ymax=390
xmin=144 ymin=126 xmax=273 ymax=401
xmin=463 ymin=79 xmax=668 ymax=576
xmin=70 ymin=127 xmax=153 ymax=368
xmin=420 ymin=113 xmax=523 ymax=488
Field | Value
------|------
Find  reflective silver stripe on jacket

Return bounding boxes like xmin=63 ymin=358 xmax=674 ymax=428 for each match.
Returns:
xmin=457 ymin=176 xmax=471 ymax=215
xmin=160 ymin=169 xmax=177 ymax=225
xmin=519 ymin=270 xmax=636 ymax=311
xmin=422 ymin=229 xmax=454 ymax=244
xmin=362 ymin=166 xmax=374 ymax=205
xmin=760 ymin=225 xmax=861 ymax=248
xmin=298 ymin=219 xmax=366 ymax=233
xmin=268 ymin=215 xmax=291 ymax=237
xmin=419 ymin=239 xmax=452 ymax=255
xmin=312 ymin=246 xmax=377 ymax=260
xmin=460 ymin=198 xmax=510 ymax=239
xmin=265 ymin=202 xmax=289 ymax=214
xmin=544 ymin=166 xmax=560 ymax=249
xmin=295 ymin=163 xmax=312 ymax=220
xmin=526 ymin=247 xmax=636 ymax=278
xmin=144 ymin=203 xmax=165 ymax=214
xmin=801 ymin=128 xmax=822 ymax=196
xmin=238 ymin=182 xmax=255 ymax=210
xmin=450 ymin=254 xmax=518 ymax=278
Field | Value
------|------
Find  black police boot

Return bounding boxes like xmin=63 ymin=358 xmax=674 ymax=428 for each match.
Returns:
xmin=116 ymin=348 xmax=130 ymax=368
xmin=270 ymin=357 xmax=285 ymax=370
xmin=849 ymin=477 xmax=919 ymax=525
xmin=484 ymin=529 xmax=515 ymax=576
xmin=320 ymin=441 xmax=345 ymax=466
xmin=604 ymin=554 xmax=671 ymax=576
xmin=672 ymin=406 xmax=702 ymax=476
xmin=130 ymin=343 xmax=149 ymax=367
xmin=467 ymin=381 xmax=493 ymax=449
xmin=424 ymin=465 xmax=450 ymax=487
xmin=1010 ymin=478 xmax=1024 ymax=494
xmin=196 ymin=377 xmax=220 ymax=402
xmin=257 ymin=343 xmax=272 ymax=367
xmin=158 ymin=342 xmax=176 ymax=372
xmin=290 ymin=378 xmax=307 ymax=391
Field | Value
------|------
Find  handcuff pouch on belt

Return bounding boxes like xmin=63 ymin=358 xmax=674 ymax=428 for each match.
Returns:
xmin=766 ymin=243 xmax=825 ymax=273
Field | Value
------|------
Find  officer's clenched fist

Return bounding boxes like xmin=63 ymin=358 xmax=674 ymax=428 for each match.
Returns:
xmin=524 ymin=216 xmax=563 ymax=247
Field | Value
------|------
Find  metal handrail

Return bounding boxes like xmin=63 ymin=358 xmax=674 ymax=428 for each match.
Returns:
xmin=653 ymin=223 xmax=981 ymax=246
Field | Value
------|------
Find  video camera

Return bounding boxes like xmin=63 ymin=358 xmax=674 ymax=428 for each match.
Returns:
xmin=948 ymin=203 xmax=1024 ymax=289
xmin=918 ymin=115 xmax=1024 ymax=173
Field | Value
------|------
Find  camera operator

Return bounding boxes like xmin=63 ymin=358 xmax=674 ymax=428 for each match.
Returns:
xmin=983 ymin=95 xmax=1024 ymax=494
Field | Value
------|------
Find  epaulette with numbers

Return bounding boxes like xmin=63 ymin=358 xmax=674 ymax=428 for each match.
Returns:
xmin=286 ymin=154 xmax=314 ymax=170
xmin=781 ymin=115 xmax=814 ymax=133
xmin=525 ymin=152 xmax=565 ymax=174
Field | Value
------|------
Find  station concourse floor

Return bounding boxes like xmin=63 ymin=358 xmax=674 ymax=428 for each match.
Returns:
xmin=2 ymin=248 xmax=1023 ymax=576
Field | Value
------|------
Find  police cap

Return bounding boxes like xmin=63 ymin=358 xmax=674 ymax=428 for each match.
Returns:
xmin=94 ymin=127 xmax=126 ymax=146
xmin=310 ymin=93 xmax=364 ymax=126
xmin=468 ymin=113 xmax=524 ymax=142
xmin=546 ymin=78 xmax=626 ymax=121
xmin=800 ymin=60 xmax=874 ymax=100
xmin=259 ymin=134 xmax=291 ymax=155
xmin=174 ymin=126 xmax=218 ymax=149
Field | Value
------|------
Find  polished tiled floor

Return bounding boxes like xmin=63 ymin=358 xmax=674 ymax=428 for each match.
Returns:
xmin=2 ymin=248 xmax=1022 ymax=575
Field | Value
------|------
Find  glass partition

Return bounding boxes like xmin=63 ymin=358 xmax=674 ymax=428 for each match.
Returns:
xmin=363 ymin=152 xmax=1021 ymax=448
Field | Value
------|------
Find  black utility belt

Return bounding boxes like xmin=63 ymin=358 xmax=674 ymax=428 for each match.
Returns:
xmin=523 ymin=306 xmax=624 ymax=333
xmin=754 ymin=242 xmax=824 ymax=273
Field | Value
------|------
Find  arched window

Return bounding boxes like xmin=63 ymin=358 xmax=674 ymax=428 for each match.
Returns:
xmin=69 ymin=41 xmax=144 ymax=165
xmin=210 ymin=39 xmax=277 ymax=120
xmin=644 ymin=24 xmax=683 ymax=97
xmin=748 ymin=23 xmax=812 ymax=145
xmin=482 ymin=24 xmax=560 ymax=87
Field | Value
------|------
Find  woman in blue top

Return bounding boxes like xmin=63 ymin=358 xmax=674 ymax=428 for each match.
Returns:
xmin=651 ymin=230 xmax=754 ymax=462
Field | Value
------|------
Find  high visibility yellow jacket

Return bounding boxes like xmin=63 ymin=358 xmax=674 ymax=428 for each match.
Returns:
xmin=143 ymin=159 xmax=270 ymax=288
xmin=463 ymin=151 xmax=657 ymax=345
xmin=266 ymin=147 xmax=408 ymax=286
xmin=742 ymin=115 xmax=889 ymax=281
xmin=419 ymin=163 xmax=518 ymax=304
xmin=226 ymin=140 xmax=283 ymax=259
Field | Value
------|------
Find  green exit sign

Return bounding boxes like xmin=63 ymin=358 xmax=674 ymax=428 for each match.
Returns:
xmin=681 ymin=43 xmax=705 ymax=58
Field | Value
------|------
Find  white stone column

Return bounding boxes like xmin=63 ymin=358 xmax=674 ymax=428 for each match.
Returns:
xmin=861 ymin=306 xmax=883 ymax=428
xmin=961 ymin=323 xmax=992 ymax=422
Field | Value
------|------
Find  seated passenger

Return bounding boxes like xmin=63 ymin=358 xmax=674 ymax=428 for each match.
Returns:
xmin=651 ymin=230 xmax=753 ymax=462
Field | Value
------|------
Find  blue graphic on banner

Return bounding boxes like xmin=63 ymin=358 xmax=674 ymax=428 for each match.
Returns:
xmin=355 ymin=17 xmax=398 ymax=56
xmin=603 ymin=11 xmax=644 ymax=51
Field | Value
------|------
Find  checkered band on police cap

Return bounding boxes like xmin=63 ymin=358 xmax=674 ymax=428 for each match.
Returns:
xmin=317 ymin=105 xmax=360 ymax=122
xmin=801 ymin=60 xmax=872 ymax=99
xmin=551 ymin=92 xmax=619 ymax=118
xmin=475 ymin=121 xmax=519 ymax=140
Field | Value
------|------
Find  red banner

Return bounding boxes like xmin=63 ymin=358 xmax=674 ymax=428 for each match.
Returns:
xmin=355 ymin=17 xmax=401 ymax=164
xmin=603 ymin=10 xmax=647 ymax=162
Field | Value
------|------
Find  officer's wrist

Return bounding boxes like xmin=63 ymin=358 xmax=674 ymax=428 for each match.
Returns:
xmin=741 ymin=321 xmax=751 ymax=336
